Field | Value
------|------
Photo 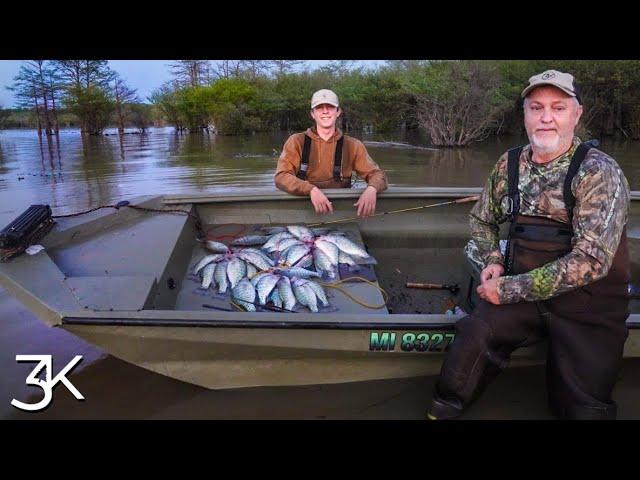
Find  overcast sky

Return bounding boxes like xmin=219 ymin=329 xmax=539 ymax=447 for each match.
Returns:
xmin=0 ymin=60 xmax=385 ymax=108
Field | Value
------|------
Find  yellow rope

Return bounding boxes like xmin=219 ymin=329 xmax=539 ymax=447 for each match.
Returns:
xmin=318 ymin=275 xmax=389 ymax=310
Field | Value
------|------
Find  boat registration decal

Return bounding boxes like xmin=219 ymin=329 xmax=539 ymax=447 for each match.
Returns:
xmin=369 ymin=331 xmax=455 ymax=352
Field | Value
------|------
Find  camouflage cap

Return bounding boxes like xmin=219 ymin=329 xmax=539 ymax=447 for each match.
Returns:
xmin=311 ymin=89 xmax=339 ymax=109
xmin=521 ymin=70 xmax=581 ymax=104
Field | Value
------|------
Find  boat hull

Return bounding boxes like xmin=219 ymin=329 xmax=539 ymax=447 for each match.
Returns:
xmin=63 ymin=322 xmax=553 ymax=389
xmin=61 ymin=312 xmax=640 ymax=389
xmin=2 ymin=187 xmax=639 ymax=389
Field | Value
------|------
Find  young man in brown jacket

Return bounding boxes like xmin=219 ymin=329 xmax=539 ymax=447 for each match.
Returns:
xmin=274 ymin=89 xmax=388 ymax=216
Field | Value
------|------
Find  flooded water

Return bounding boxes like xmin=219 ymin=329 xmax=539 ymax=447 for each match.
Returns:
xmin=1 ymin=127 xmax=638 ymax=216
xmin=1 ymin=127 xmax=639 ymax=420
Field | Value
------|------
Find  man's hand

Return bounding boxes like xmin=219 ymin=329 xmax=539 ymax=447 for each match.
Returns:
xmin=354 ymin=185 xmax=377 ymax=217
xmin=310 ymin=187 xmax=333 ymax=215
xmin=477 ymin=278 xmax=501 ymax=304
xmin=480 ymin=263 xmax=504 ymax=283
xmin=477 ymin=264 xmax=504 ymax=305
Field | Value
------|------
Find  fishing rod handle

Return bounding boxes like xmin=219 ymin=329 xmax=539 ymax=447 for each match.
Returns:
xmin=455 ymin=195 xmax=480 ymax=204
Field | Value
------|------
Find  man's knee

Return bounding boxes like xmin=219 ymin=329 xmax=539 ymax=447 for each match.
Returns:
xmin=453 ymin=314 xmax=492 ymax=348
xmin=457 ymin=312 xmax=489 ymax=334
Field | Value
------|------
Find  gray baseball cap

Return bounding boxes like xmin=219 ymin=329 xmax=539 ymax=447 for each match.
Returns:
xmin=521 ymin=70 xmax=581 ymax=104
xmin=311 ymin=89 xmax=340 ymax=109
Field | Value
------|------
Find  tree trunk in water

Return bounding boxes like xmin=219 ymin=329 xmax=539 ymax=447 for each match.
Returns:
xmin=33 ymin=101 xmax=42 ymax=137
xmin=41 ymin=93 xmax=53 ymax=136
xmin=117 ymin=104 xmax=125 ymax=135
xmin=50 ymin=92 xmax=60 ymax=134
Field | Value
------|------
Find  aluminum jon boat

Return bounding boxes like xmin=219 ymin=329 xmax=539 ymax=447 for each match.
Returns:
xmin=1 ymin=187 xmax=639 ymax=389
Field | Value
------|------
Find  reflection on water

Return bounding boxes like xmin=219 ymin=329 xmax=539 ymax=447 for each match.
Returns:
xmin=0 ymin=127 xmax=638 ymax=216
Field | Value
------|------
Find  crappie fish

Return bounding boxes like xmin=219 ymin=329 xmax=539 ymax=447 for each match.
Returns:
xmin=237 ymin=250 xmax=273 ymax=271
xmin=292 ymin=278 xmax=318 ymax=312
xmin=277 ymin=276 xmax=297 ymax=311
xmin=269 ymin=288 xmax=283 ymax=309
xmin=286 ymin=225 xmax=314 ymax=241
xmin=256 ymin=273 xmax=280 ymax=305
xmin=295 ymin=253 xmax=313 ymax=269
xmin=201 ymin=262 xmax=218 ymax=290
xmin=283 ymin=244 xmax=311 ymax=266
xmin=312 ymin=248 xmax=336 ymax=278
xmin=275 ymin=267 xmax=321 ymax=279
xmin=232 ymin=279 xmax=257 ymax=312
xmin=322 ymin=234 xmax=370 ymax=259
xmin=310 ymin=228 xmax=346 ymax=237
xmin=338 ymin=251 xmax=358 ymax=267
xmin=267 ymin=237 xmax=303 ymax=254
xmin=239 ymin=248 xmax=274 ymax=265
xmin=231 ymin=235 xmax=270 ymax=246
xmin=226 ymin=257 xmax=247 ymax=289
xmin=250 ymin=270 xmax=270 ymax=286
xmin=262 ymin=232 xmax=295 ymax=251
xmin=302 ymin=279 xmax=329 ymax=307
xmin=194 ymin=253 xmax=224 ymax=274
xmin=314 ymin=239 xmax=340 ymax=266
xmin=215 ymin=261 xmax=229 ymax=294
xmin=204 ymin=240 xmax=229 ymax=253
xmin=246 ymin=262 xmax=257 ymax=279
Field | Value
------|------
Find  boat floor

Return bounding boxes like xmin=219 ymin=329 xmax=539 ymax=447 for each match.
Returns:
xmin=370 ymin=247 xmax=467 ymax=315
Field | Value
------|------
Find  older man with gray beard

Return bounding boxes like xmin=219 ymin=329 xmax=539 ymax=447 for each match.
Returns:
xmin=428 ymin=70 xmax=631 ymax=420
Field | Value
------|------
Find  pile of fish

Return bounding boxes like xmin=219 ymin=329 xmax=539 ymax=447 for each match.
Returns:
xmin=193 ymin=225 xmax=375 ymax=312
xmin=231 ymin=268 xmax=328 ymax=312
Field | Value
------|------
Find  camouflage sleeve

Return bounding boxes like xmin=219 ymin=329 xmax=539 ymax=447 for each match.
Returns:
xmin=497 ymin=154 xmax=630 ymax=304
xmin=469 ymin=154 xmax=509 ymax=268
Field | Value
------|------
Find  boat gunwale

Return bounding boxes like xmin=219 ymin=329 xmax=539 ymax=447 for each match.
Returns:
xmin=59 ymin=310 xmax=640 ymax=329
xmin=161 ymin=187 xmax=640 ymax=205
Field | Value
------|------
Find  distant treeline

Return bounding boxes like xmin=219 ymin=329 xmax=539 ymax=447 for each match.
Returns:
xmin=148 ymin=60 xmax=640 ymax=145
xmin=1 ymin=60 xmax=155 ymax=136
xmin=3 ymin=60 xmax=640 ymax=145
xmin=0 ymin=105 xmax=155 ymax=130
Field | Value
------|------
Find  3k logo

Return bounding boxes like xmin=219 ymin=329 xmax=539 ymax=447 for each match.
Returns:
xmin=11 ymin=355 xmax=84 ymax=412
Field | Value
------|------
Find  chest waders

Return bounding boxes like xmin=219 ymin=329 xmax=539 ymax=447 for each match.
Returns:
xmin=430 ymin=140 xmax=631 ymax=420
xmin=296 ymin=134 xmax=352 ymax=188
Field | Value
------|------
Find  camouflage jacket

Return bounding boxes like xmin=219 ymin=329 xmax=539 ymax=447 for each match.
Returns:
xmin=468 ymin=137 xmax=630 ymax=304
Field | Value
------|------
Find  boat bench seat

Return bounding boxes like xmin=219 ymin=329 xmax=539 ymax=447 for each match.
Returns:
xmin=64 ymin=275 xmax=157 ymax=311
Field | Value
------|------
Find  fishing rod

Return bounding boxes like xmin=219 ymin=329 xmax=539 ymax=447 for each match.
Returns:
xmin=204 ymin=301 xmax=296 ymax=313
xmin=307 ymin=195 xmax=480 ymax=228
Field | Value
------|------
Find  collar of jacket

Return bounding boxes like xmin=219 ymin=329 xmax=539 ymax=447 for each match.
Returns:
xmin=306 ymin=127 xmax=344 ymax=143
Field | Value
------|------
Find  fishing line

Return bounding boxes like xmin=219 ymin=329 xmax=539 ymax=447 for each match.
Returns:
xmin=308 ymin=195 xmax=479 ymax=227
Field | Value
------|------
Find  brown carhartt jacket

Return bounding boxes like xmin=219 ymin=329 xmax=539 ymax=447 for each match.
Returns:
xmin=274 ymin=127 xmax=388 ymax=196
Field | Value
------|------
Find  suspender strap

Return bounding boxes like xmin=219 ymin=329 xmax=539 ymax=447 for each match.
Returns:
xmin=296 ymin=134 xmax=312 ymax=180
xmin=297 ymin=134 xmax=345 ymax=182
xmin=506 ymin=146 xmax=524 ymax=221
xmin=563 ymin=139 xmax=600 ymax=224
xmin=333 ymin=137 xmax=344 ymax=182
